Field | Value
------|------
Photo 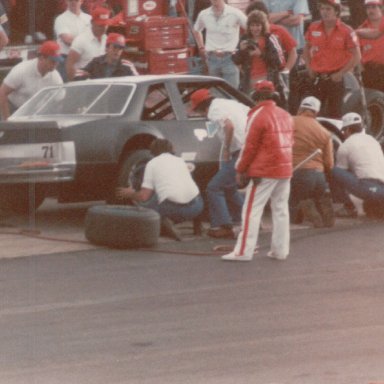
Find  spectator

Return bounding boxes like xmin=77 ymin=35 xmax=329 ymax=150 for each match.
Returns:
xmin=65 ymin=6 xmax=111 ymax=81
xmin=290 ymin=96 xmax=335 ymax=227
xmin=0 ymin=40 xmax=63 ymax=120
xmin=331 ymin=112 xmax=384 ymax=217
xmin=190 ymin=88 xmax=249 ymax=239
xmin=356 ymin=0 xmax=384 ymax=92
xmin=244 ymin=1 xmax=298 ymax=112
xmin=303 ymin=0 xmax=361 ymax=119
xmin=264 ymin=0 xmax=310 ymax=50
xmin=221 ymin=80 xmax=294 ymax=262
xmin=232 ymin=10 xmax=286 ymax=95
xmin=54 ymin=0 xmax=92 ymax=81
xmin=74 ymin=32 xmax=138 ymax=79
xmin=116 ymin=139 xmax=204 ymax=241
xmin=193 ymin=0 xmax=247 ymax=88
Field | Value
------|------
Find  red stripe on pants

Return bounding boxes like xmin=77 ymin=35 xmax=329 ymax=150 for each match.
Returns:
xmin=238 ymin=182 xmax=257 ymax=256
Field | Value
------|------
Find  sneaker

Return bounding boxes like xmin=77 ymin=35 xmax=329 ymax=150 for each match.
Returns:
xmin=299 ymin=198 xmax=323 ymax=228
xmin=221 ymin=252 xmax=253 ymax=261
xmin=207 ymin=227 xmax=235 ymax=239
xmin=267 ymin=251 xmax=287 ymax=261
xmin=160 ymin=217 xmax=182 ymax=241
xmin=318 ymin=193 xmax=335 ymax=227
xmin=335 ymin=205 xmax=358 ymax=218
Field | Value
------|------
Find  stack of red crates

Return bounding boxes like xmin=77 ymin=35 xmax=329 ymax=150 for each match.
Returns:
xmin=123 ymin=0 xmax=190 ymax=75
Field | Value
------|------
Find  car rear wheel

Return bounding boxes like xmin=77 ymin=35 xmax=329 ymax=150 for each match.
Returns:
xmin=114 ymin=150 xmax=153 ymax=202
xmin=0 ymin=184 xmax=45 ymax=215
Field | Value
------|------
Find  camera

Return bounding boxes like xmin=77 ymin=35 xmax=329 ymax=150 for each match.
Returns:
xmin=246 ymin=39 xmax=258 ymax=51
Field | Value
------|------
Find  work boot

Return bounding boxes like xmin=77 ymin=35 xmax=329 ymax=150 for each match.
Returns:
xmin=207 ymin=227 xmax=235 ymax=239
xmin=299 ymin=199 xmax=323 ymax=228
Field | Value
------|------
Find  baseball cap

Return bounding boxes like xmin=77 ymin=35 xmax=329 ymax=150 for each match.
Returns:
xmin=254 ymin=80 xmax=275 ymax=93
xmin=39 ymin=40 xmax=63 ymax=62
xmin=365 ymin=0 xmax=383 ymax=6
xmin=190 ymin=89 xmax=213 ymax=110
xmin=299 ymin=96 xmax=321 ymax=113
xmin=91 ymin=6 xmax=111 ymax=25
xmin=106 ymin=33 xmax=126 ymax=48
xmin=342 ymin=112 xmax=362 ymax=129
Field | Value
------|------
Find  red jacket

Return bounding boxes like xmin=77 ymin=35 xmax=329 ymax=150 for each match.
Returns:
xmin=236 ymin=100 xmax=293 ymax=179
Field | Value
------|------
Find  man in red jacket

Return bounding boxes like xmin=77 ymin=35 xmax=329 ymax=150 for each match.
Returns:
xmin=221 ymin=80 xmax=294 ymax=262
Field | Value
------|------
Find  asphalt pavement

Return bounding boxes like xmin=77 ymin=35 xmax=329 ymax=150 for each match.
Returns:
xmin=0 ymin=199 xmax=384 ymax=383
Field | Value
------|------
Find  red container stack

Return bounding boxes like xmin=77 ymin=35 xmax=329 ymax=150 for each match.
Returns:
xmin=125 ymin=16 xmax=190 ymax=75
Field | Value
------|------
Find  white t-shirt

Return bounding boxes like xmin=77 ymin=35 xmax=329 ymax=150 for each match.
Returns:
xmin=194 ymin=4 xmax=247 ymax=52
xmin=207 ymin=98 xmax=249 ymax=152
xmin=336 ymin=132 xmax=384 ymax=182
xmin=54 ymin=10 xmax=91 ymax=55
xmin=70 ymin=28 xmax=107 ymax=69
xmin=142 ymin=153 xmax=200 ymax=204
xmin=4 ymin=58 xmax=63 ymax=108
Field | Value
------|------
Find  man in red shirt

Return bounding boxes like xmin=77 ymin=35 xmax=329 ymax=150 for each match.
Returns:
xmin=356 ymin=0 xmax=384 ymax=91
xmin=303 ymin=0 xmax=361 ymax=118
xmin=221 ymin=80 xmax=294 ymax=262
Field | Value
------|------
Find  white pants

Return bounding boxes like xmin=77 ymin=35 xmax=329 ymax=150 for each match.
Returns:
xmin=233 ymin=178 xmax=291 ymax=258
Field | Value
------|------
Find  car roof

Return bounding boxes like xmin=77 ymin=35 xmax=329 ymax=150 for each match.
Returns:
xmin=68 ymin=74 xmax=226 ymax=86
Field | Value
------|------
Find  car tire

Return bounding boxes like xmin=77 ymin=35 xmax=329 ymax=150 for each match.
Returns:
xmin=107 ymin=149 xmax=153 ymax=204
xmin=364 ymin=89 xmax=384 ymax=141
xmin=0 ymin=184 xmax=45 ymax=215
xmin=85 ymin=205 xmax=160 ymax=249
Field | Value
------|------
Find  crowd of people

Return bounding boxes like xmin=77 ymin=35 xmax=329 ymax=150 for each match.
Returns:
xmin=0 ymin=0 xmax=384 ymax=259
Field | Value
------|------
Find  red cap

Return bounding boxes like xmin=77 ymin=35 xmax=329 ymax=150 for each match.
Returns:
xmin=190 ymin=89 xmax=213 ymax=110
xmin=38 ymin=40 xmax=63 ymax=62
xmin=106 ymin=33 xmax=126 ymax=48
xmin=365 ymin=0 xmax=382 ymax=5
xmin=254 ymin=80 xmax=275 ymax=93
xmin=91 ymin=7 xmax=111 ymax=25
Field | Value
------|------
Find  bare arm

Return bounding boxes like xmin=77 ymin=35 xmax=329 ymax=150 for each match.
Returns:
xmin=331 ymin=46 xmax=361 ymax=82
xmin=285 ymin=47 xmax=298 ymax=72
xmin=222 ymin=118 xmax=234 ymax=161
xmin=115 ymin=186 xmax=154 ymax=203
xmin=65 ymin=49 xmax=81 ymax=81
xmin=0 ymin=30 xmax=9 ymax=50
xmin=355 ymin=28 xmax=382 ymax=39
xmin=280 ymin=14 xmax=304 ymax=27
xmin=302 ymin=43 xmax=315 ymax=78
xmin=0 ymin=83 xmax=14 ymax=120
xmin=268 ymin=11 xmax=291 ymax=24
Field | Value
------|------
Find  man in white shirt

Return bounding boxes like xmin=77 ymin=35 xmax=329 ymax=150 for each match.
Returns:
xmin=190 ymin=88 xmax=249 ymax=238
xmin=116 ymin=139 xmax=203 ymax=240
xmin=0 ymin=40 xmax=63 ymax=120
xmin=193 ymin=0 xmax=247 ymax=88
xmin=54 ymin=0 xmax=91 ymax=81
xmin=332 ymin=112 xmax=384 ymax=217
xmin=66 ymin=6 xmax=110 ymax=81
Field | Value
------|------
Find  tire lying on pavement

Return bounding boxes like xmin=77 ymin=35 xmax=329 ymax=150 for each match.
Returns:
xmin=85 ymin=205 xmax=160 ymax=249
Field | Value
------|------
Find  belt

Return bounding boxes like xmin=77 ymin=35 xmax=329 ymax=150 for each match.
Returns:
xmin=207 ymin=50 xmax=233 ymax=58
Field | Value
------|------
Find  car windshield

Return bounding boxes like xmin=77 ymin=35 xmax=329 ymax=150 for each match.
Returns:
xmin=12 ymin=83 xmax=134 ymax=117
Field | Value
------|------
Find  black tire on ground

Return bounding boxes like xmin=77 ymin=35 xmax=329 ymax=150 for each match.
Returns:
xmin=364 ymin=89 xmax=384 ymax=141
xmin=0 ymin=183 xmax=45 ymax=215
xmin=85 ymin=205 xmax=160 ymax=249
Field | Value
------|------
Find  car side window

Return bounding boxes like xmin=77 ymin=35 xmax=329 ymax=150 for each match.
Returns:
xmin=141 ymin=84 xmax=176 ymax=121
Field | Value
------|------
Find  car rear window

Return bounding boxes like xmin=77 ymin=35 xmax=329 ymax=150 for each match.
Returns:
xmin=12 ymin=84 xmax=134 ymax=117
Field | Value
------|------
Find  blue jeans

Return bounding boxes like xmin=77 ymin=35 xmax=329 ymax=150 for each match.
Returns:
xmin=331 ymin=167 xmax=384 ymax=204
xmin=143 ymin=194 xmax=204 ymax=224
xmin=290 ymin=168 xmax=330 ymax=221
xmin=207 ymin=53 xmax=240 ymax=89
xmin=207 ymin=153 xmax=244 ymax=228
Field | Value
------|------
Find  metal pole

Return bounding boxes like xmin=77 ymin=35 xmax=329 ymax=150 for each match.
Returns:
xmin=28 ymin=0 xmax=36 ymax=40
